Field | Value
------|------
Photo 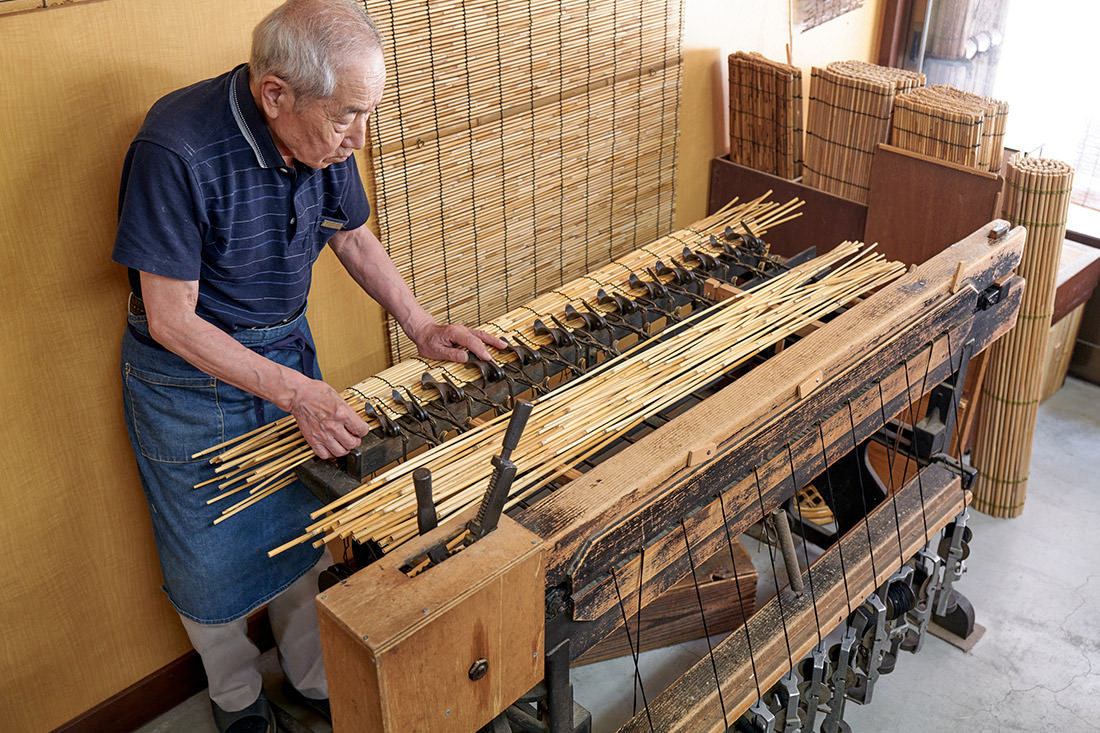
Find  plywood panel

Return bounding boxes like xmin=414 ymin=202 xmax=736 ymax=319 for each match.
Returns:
xmin=0 ymin=1 xmax=387 ymax=730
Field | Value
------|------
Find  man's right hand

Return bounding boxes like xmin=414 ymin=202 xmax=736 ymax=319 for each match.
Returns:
xmin=288 ymin=378 xmax=371 ymax=459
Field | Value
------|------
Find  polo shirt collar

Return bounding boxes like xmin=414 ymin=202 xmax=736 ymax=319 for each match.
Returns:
xmin=229 ymin=64 xmax=286 ymax=170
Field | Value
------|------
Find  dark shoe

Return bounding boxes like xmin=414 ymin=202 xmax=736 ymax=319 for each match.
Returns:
xmin=211 ymin=689 xmax=278 ymax=733
xmin=281 ymin=678 xmax=331 ymax=722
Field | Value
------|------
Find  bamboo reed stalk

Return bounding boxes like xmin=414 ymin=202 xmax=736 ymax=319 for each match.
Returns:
xmin=253 ymin=241 xmax=903 ymax=557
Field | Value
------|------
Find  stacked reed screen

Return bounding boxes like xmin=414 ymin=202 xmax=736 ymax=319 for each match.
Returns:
xmin=803 ymin=60 xmax=924 ymax=203
xmin=890 ymin=85 xmax=1008 ymax=172
xmin=970 ymin=154 xmax=1074 ymax=518
xmin=727 ymin=51 xmax=803 ymax=180
xmin=366 ymin=0 xmax=683 ymax=360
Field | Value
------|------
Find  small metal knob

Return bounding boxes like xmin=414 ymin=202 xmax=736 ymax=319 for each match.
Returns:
xmin=468 ymin=658 xmax=489 ymax=681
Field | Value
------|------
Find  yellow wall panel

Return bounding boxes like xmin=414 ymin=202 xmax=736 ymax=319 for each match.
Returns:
xmin=0 ymin=0 xmax=879 ymax=730
xmin=0 ymin=1 xmax=388 ymax=730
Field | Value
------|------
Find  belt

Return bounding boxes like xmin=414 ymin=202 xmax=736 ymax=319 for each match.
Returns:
xmin=128 ymin=292 xmax=147 ymax=316
xmin=127 ymin=294 xmax=304 ymax=329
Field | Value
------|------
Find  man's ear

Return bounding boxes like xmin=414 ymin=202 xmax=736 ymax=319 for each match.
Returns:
xmin=258 ymin=75 xmax=294 ymax=119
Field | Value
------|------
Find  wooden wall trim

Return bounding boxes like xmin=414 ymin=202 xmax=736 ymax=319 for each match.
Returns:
xmin=53 ymin=611 xmax=274 ymax=733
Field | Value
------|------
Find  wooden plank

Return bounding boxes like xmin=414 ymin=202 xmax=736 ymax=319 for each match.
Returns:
xmin=864 ymin=144 xmax=1003 ymax=266
xmin=618 ymin=462 xmax=966 ymax=732
xmin=707 ymin=157 xmax=867 ymax=259
xmin=520 ymin=223 xmax=1022 ymax=591
xmin=565 ymin=275 xmax=1020 ymax=624
xmin=318 ymin=516 xmax=545 ymax=732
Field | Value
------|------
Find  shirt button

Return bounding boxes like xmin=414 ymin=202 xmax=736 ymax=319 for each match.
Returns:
xmin=279 ymin=167 xmax=289 ymax=174
xmin=290 ymin=217 xmax=296 ymax=225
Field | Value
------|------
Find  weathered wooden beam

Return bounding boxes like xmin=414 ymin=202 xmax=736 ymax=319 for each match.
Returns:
xmin=618 ymin=462 xmax=965 ymax=732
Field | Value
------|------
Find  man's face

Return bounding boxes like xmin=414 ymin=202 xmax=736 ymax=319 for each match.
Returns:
xmin=266 ymin=50 xmax=385 ymax=169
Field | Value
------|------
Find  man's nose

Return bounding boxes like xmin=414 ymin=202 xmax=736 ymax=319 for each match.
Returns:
xmin=344 ymin=113 xmax=368 ymax=150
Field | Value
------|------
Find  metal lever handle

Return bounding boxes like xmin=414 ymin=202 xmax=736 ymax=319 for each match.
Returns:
xmin=469 ymin=400 xmax=534 ymax=538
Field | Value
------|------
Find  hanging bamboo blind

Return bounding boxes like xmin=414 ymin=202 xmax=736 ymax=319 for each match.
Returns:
xmin=799 ymin=0 xmax=864 ymax=32
xmin=366 ymin=0 xmax=683 ymax=360
xmin=970 ymin=154 xmax=1074 ymax=518
xmin=802 ymin=60 xmax=924 ymax=204
xmin=890 ymin=85 xmax=1008 ymax=173
xmin=727 ymin=51 xmax=803 ymax=180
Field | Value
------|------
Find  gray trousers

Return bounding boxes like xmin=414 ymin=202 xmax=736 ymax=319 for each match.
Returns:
xmin=179 ymin=551 xmax=330 ymax=712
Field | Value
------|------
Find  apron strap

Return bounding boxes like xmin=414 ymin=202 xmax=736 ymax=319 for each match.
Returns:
xmin=250 ymin=327 xmax=317 ymax=426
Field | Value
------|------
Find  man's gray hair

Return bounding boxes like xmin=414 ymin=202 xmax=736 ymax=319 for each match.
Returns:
xmin=251 ymin=0 xmax=383 ymax=102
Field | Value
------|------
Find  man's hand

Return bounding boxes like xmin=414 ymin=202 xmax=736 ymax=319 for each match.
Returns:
xmin=408 ymin=321 xmax=507 ymax=363
xmin=288 ymin=377 xmax=371 ymax=460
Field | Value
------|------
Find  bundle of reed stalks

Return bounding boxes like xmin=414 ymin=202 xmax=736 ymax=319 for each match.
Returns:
xmin=196 ymin=195 xmax=805 ymax=522
xmin=890 ymin=85 xmax=1008 ymax=172
xmin=803 ymin=60 xmax=924 ymax=204
xmin=970 ymin=154 xmax=1073 ymax=518
xmin=268 ymin=240 xmax=904 ymax=556
xmin=727 ymin=51 xmax=803 ymax=179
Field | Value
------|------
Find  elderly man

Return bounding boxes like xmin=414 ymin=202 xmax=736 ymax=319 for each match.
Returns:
xmin=112 ymin=1 xmax=503 ymax=730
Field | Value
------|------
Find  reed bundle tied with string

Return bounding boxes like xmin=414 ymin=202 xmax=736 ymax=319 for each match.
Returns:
xmin=890 ymin=85 xmax=1008 ymax=172
xmin=803 ymin=60 xmax=924 ymax=204
xmin=267 ymin=240 xmax=904 ymax=557
xmin=196 ymin=195 xmax=806 ymax=523
xmin=970 ymin=154 xmax=1073 ymax=518
xmin=727 ymin=51 xmax=803 ymax=180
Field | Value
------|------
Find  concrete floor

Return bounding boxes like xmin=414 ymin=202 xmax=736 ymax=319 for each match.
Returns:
xmin=138 ymin=377 xmax=1100 ymax=733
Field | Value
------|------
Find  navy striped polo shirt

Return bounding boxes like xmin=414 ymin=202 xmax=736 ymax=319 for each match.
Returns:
xmin=112 ymin=64 xmax=371 ymax=332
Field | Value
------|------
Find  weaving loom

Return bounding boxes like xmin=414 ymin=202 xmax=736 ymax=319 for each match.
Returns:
xmin=208 ymin=208 xmax=1025 ymax=732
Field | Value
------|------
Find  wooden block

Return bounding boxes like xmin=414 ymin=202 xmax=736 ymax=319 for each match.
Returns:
xmin=865 ymin=144 xmax=1003 ymax=267
xmin=703 ymin=278 xmax=743 ymax=302
xmin=575 ymin=539 xmax=757 ymax=665
xmin=796 ymin=371 xmax=823 ymax=399
xmin=318 ymin=516 xmax=545 ymax=733
xmin=686 ymin=443 xmax=717 ymax=467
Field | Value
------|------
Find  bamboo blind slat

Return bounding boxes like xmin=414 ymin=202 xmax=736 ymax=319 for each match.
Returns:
xmin=970 ymin=154 xmax=1074 ymax=518
xmin=802 ymin=61 xmax=924 ymax=204
xmin=890 ymin=85 xmax=1008 ymax=173
xmin=367 ymin=0 xmax=682 ymax=361
xmin=727 ymin=51 xmax=803 ymax=180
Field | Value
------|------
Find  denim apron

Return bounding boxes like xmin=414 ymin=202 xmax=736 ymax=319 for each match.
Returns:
xmin=121 ymin=306 xmax=325 ymax=623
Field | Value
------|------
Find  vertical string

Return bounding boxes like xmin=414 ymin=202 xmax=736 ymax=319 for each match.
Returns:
xmin=556 ymin=0 xmax=567 ymax=286
xmin=876 ymin=379 xmax=907 ymax=567
xmin=491 ymin=0 xmax=510 ymax=312
xmin=611 ymin=566 xmax=654 ymax=732
xmin=526 ymin=0 xmax=539 ymax=299
xmin=383 ymin=0 xmax=417 ymax=361
xmin=785 ymin=442 xmax=822 ymax=645
xmin=815 ymin=423 xmax=853 ymax=612
xmin=630 ymin=0 xmax=645 ymax=251
xmin=424 ymin=5 xmax=453 ymax=325
xmin=608 ymin=0 xmax=619 ymax=263
xmin=460 ymin=0 xmax=483 ymax=325
xmin=718 ymin=492 xmax=763 ymax=703
xmin=752 ymin=466 xmax=796 ymax=672
xmin=902 ymin=355 xmax=931 ymax=540
xmin=845 ymin=399 xmax=878 ymax=585
xmin=942 ymin=330 xmax=970 ymax=507
xmin=680 ymin=519 xmax=728 ymax=729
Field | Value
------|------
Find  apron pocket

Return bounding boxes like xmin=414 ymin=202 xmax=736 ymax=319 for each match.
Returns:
xmin=124 ymin=363 xmax=223 ymax=463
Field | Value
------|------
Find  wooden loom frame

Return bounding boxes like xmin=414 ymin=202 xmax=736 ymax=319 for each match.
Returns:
xmin=316 ymin=221 xmax=1025 ymax=732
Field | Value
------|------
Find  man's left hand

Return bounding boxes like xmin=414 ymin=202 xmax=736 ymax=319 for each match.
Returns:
xmin=410 ymin=322 xmax=506 ymax=363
